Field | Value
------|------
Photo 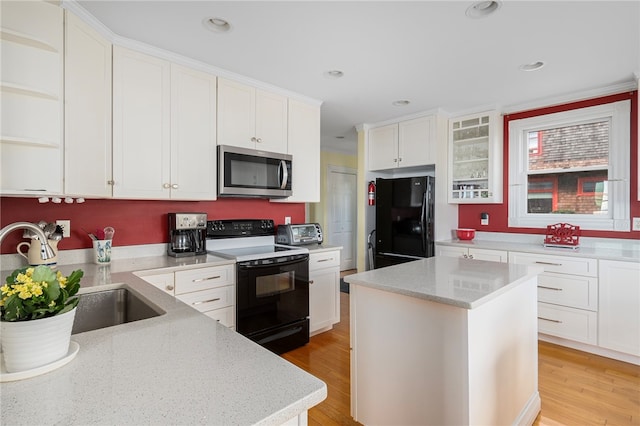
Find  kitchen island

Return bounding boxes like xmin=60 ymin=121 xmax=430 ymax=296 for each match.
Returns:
xmin=345 ymin=256 xmax=541 ymax=426
xmin=0 ymin=256 xmax=327 ymax=425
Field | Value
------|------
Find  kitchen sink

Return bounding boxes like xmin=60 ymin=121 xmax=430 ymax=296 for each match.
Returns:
xmin=72 ymin=287 xmax=165 ymax=334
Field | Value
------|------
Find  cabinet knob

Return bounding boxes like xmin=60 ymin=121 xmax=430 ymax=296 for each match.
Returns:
xmin=462 ymin=254 xmax=468 ymax=258
xmin=256 ymin=138 xmax=262 ymax=143
xmin=251 ymin=137 xmax=257 ymax=142
xmin=166 ymin=285 xmax=174 ymax=291
xmin=163 ymin=183 xmax=171 ymax=189
xmin=171 ymin=184 xmax=179 ymax=189
xmin=398 ymin=157 xmax=402 ymax=162
xmin=107 ymin=180 xmax=115 ymax=186
xmin=469 ymin=254 xmax=474 ymax=259
xmin=393 ymin=158 xmax=398 ymax=163
xmin=309 ymin=280 xmax=314 ymax=285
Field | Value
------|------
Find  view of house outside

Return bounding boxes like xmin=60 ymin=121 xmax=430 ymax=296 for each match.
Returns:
xmin=527 ymin=121 xmax=609 ymax=215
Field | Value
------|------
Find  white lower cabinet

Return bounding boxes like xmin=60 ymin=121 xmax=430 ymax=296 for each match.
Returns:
xmin=140 ymin=272 xmax=175 ymax=296
xmin=137 ymin=264 xmax=236 ymax=328
xmin=435 ymin=245 xmax=507 ymax=262
xmin=510 ymin=251 xmax=598 ymax=346
xmin=598 ymin=260 xmax=640 ymax=357
xmin=309 ymin=250 xmax=341 ymax=335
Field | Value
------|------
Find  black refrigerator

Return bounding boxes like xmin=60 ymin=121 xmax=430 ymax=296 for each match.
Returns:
xmin=375 ymin=176 xmax=434 ymax=269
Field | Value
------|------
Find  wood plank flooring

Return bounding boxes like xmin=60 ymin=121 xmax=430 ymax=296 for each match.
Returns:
xmin=282 ymin=277 xmax=640 ymax=426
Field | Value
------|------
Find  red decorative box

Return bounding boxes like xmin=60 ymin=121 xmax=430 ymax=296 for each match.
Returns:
xmin=544 ymin=223 xmax=580 ymax=248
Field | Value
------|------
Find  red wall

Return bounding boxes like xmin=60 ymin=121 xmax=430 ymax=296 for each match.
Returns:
xmin=0 ymin=198 xmax=305 ymax=254
xmin=459 ymin=91 xmax=640 ymax=240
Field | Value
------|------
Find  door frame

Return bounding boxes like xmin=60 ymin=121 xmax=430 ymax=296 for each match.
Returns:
xmin=327 ymin=165 xmax=358 ymax=270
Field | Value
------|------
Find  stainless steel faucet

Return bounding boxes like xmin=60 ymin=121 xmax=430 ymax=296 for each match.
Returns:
xmin=0 ymin=222 xmax=57 ymax=261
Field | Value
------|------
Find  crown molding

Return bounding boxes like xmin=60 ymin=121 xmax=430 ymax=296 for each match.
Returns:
xmin=502 ymin=80 xmax=637 ymax=115
xmin=61 ymin=0 xmax=322 ymax=107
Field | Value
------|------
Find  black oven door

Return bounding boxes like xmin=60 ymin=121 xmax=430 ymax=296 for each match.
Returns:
xmin=236 ymin=254 xmax=309 ymax=351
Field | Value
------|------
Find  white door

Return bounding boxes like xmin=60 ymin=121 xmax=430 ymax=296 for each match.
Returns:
xmin=328 ymin=167 xmax=357 ymax=270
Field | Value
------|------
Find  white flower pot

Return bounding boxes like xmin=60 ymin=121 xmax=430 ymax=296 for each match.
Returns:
xmin=1 ymin=307 xmax=76 ymax=373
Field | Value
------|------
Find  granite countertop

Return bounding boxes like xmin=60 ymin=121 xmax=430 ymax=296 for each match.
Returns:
xmin=1 ymin=255 xmax=327 ymax=425
xmin=436 ymin=234 xmax=640 ymax=263
xmin=344 ymin=256 xmax=540 ymax=309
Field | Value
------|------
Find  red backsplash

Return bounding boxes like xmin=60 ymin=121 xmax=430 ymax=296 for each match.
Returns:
xmin=459 ymin=91 xmax=639 ymax=240
xmin=0 ymin=197 xmax=305 ymax=254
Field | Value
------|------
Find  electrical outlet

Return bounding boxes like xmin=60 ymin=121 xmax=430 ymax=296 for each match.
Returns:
xmin=285 ymin=216 xmax=291 ymax=225
xmin=56 ymin=220 xmax=71 ymax=238
xmin=633 ymin=217 xmax=640 ymax=231
xmin=480 ymin=212 xmax=489 ymax=226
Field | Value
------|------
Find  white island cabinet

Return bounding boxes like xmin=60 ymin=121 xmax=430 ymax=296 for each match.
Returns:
xmin=346 ymin=256 xmax=541 ymax=426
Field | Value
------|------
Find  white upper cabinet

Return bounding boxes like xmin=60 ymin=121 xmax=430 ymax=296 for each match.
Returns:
xmin=170 ymin=63 xmax=217 ymax=200
xmin=113 ymin=47 xmax=217 ymax=200
xmin=368 ymin=123 xmax=398 ymax=171
xmin=368 ymin=115 xmax=436 ymax=171
xmin=1 ymin=1 xmax=63 ymax=195
xmin=64 ymin=11 xmax=112 ymax=198
xmin=113 ymin=46 xmax=171 ymax=199
xmin=448 ymin=110 xmax=503 ymax=203
xmin=272 ymin=99 xmax=321 ymax=203
xmin=217 ymin=78 xmax=288 ymax=153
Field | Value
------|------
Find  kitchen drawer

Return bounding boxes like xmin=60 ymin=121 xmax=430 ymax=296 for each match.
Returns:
xmin=176 ymin=285 xmax=234 ymax=313
xmin=204 ymin=305 xmax=235 ymax=328
xmin=139 ymin=272 xmax=175 ymax=296
xmin=309 ymin=250 xmax=340 ymax=271
xmin=509 ymin=251 xmax=597 ymax=277
xmin=175 ymin=264 xmax=235 ymax=294
xmin=537 ymin=302 xmax=597 ymax=344
xmin=537 ymin=272 xmax=598 ymax=311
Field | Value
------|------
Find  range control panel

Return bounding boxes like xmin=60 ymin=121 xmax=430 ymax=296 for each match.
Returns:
xmin=207 ymin=219 xmax=275 ymax=238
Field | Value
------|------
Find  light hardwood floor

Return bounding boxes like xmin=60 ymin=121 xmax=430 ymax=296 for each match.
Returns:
xmin=282 ymin=274 xmax=640 ymax=426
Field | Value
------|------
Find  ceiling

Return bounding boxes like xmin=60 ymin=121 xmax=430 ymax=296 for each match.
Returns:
xmin=74 ymin=1 xmax=640 ymax=154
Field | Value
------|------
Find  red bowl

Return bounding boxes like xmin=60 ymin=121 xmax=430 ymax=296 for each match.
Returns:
xmin=456 ymin=228 xmax=476 ymax=240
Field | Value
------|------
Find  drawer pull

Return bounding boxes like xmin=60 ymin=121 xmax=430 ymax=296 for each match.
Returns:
xmin=317 ymin=258 xmax=333 ymax=263
xmin=538 ymin=285 xmax=563 ymax=291
xmin=192 ymin=275 xmax=221 ymax=283
xmin=538 ymin=316 xmax=563 ymax=324
xmin=193 ymin=297 xmax=221 ymax=306
xmin=534 ymin=261 xmax=562 ymax=266
xmin=309 ymin=280 xmax=314 ymax=284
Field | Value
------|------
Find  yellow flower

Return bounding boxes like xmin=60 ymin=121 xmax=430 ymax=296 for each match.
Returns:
xmin=0 ymin=284 xmax=9 ymax=295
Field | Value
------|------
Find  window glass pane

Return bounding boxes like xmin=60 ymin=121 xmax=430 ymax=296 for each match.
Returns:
xmin=526 ymin=171 xmax=608 ymax=215
xmin=528 ymin=121 xmax=609 ymax=172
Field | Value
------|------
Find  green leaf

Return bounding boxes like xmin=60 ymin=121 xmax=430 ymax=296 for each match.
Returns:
xmin=3 ymin=294 xmax=26 ymax=321
xmin=44 ymin=279 xmax=61 ymax=301
xmin=31 ymin=265 xmax=57 ymax=285
xmin=64 ymin=270 xmax=83 ymax=297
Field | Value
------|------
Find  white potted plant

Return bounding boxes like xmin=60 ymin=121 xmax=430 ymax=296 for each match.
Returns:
xmin=1 ymin=265 xmax=83 ymax=373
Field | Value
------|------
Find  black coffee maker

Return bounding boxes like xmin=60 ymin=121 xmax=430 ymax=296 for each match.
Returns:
xmin=168 ymin=212 xmax=207 ymax=257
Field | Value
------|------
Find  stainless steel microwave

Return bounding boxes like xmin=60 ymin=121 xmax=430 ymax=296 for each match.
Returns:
xmin=218 ymin=145 xmax=292 ymax=198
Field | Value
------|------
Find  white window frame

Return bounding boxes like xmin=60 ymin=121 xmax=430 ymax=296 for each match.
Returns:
xmin=508 ymin=100 xmax=630 ymax=231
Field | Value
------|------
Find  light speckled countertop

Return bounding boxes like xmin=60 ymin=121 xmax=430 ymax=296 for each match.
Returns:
xmin=436 ymin=233 xmax=640 ymax=262
xmin=344 ymin=256 xmax=540 ymax=309
xmin=1 ymin=255 xmax=327 ymax=425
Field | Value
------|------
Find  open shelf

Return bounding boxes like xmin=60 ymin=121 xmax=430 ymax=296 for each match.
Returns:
xmin=1 ymin=135 xmax=59 ymax=148
xmin=0 ymin=28 xmax=58 ymax=52
xmin=1 ymin=82 xmax=59 ymax=100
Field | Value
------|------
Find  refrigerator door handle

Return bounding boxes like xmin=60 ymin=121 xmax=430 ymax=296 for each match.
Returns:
xmin=420 ymin=189 xmax=427 ymax=254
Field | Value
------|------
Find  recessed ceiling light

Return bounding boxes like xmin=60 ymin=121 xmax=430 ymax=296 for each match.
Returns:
xmin=203 ymin=17 xmax=232 ymax=33
xmin=392 ymin=100 xmax=410 ymax=106
xmin=466 ymin=1 xmax=501 ymax=18
xmin=519 ymin=61 xmax=545 ymax=71
xmin=324 ymin=70 xmax=344 ymax=79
